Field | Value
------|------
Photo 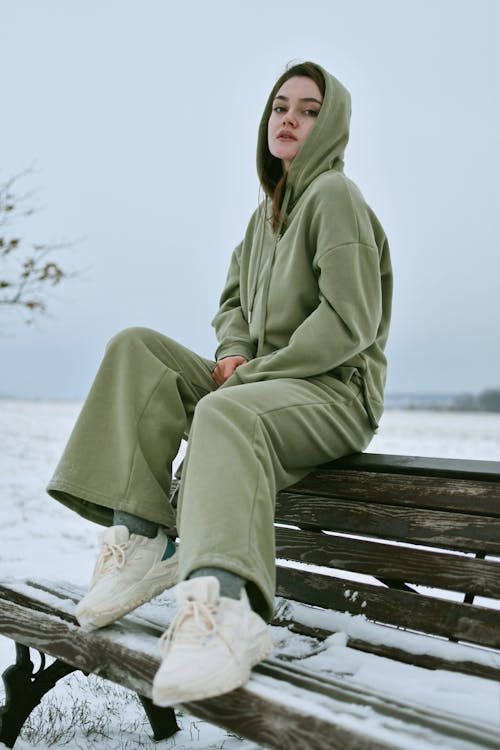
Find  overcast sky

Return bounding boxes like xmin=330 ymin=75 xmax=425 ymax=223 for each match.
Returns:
xmin=1 ymin=0 xmax=499 ymax=400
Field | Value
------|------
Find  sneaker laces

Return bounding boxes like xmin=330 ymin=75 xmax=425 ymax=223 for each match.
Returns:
xmin=160 ymin=598 xmax=234 ymax=656
xmin=91 ymin=540 xmax=129 ymax=585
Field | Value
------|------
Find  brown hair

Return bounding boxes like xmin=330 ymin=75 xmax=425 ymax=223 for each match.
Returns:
xmin=258 ymin=62 xmax=326 ymax=232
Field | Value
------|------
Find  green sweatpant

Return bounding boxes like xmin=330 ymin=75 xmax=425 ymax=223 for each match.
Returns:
xmin=47 ymin=327 xmax=374 ymax=620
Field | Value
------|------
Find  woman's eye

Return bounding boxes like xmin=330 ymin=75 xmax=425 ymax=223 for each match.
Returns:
xmin=273 ymin=106 xmax=286 ymax=113
xmin=305 ymin=109 xmax=320 ymax=117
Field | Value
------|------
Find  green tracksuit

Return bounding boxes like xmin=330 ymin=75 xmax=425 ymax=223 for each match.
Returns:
xmin=47 ymin=64 xmax=392 ymax=621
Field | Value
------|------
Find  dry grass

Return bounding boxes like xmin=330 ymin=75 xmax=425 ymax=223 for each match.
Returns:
xmin=16 ymin=671 xmax=248 ymax=749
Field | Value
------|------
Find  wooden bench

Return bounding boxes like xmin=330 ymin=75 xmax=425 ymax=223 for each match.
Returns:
xmin=1 ymin=452 xmax=499 ymax=749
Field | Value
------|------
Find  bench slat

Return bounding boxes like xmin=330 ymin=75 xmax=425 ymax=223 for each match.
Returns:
xmin=189 ymin=659 xmax=500 ymax=750
xmin=275 ymin=527 xmax=500 ymax=597
xmin=255 ymin=659 xmax=500 ymax=750
xmin=0 ymin=582 xmax=77 ymax=625
xmin=275 ymin=567 xmax=500 ymax=653
xmin=288 ymin=471 xmax=500 ymax=516
xmin=317 ymin=453 xmax=500 ymax=482
xmin=0 ymin=594 xmax=357 ymax=750
xmin=7 ymin=581 xmax=497 ymax=750
xmin=0 ymin=598 xmax=157 ymax=698
xmin=275 ymin=494 xmax=500 ymax=553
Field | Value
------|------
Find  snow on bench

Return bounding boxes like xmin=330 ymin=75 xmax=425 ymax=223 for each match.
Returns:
xmin=1 ymin=452 xmax=499 ymax=749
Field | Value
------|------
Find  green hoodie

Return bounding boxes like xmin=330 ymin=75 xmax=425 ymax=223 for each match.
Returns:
xmin=212 ymin=64 xmax=392 ymax=428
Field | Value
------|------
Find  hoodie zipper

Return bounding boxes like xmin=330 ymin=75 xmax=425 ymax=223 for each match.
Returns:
xmin=253 ymin=188 xmax=291 ymax=357
xmin=247 ymin=204 xmax=268 ymax=326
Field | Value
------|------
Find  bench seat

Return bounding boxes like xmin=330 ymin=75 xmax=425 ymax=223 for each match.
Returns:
xmin=1 ymin=452 xmax=500 ymax=749
xmin=0 ymin=577 xmax=498 ymax=750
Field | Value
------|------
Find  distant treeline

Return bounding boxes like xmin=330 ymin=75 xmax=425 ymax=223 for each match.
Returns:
xmin=452 ymin=389 xmax=500 ymax=413
xmin=386 ymin=389 xmax=500 ymax=413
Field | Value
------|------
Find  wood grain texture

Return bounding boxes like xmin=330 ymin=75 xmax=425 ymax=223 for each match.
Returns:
xmin=286 ymin=471 xmax=500 ymax=516
xmin=275 ymin=527 xmax=500 ymax=597
xmin=257 ymin=659 xmax=499 ymax=749
xmin=0 ymin=583 xmax=78 ymax=625
xmin=1 ymin=581 xmax=498 ymax=750
xmin=275 ymin=494 xmax=500 ymax=553
xmin=185 ymin=659 xmax=499 ymax=750
xmin=184 ymin=687 xmax=392 ymax=750
xmin=317 ymin=452 xmax=500 ymax=481
xmin=276 ymin=620 xmax=500 ymax=682
xmin=2 ymin=450 xmax=500 ymax=749
xmin=0 ymin=598 xmax=158 ymax=698
xmin=275 ymin=567 xmax=500 ymax=651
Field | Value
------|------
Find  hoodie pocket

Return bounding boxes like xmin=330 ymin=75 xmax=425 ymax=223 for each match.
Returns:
xmin=335 ymin=366 xmax=381 ymax=429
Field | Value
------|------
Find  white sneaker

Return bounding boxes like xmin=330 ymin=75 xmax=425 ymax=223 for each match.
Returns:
xmin=75 ymin=525 xmax=178 ymax=630
xmin=151 ymin=576 xmax=274 ymax=706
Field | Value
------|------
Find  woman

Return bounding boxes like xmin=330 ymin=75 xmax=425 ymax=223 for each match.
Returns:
xmin=47 ymin=61 xmax=392 ymax=706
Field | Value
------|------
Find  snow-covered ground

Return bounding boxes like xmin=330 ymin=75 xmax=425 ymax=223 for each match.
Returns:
xmin=1 ymin=399 xmax=499 ymax=749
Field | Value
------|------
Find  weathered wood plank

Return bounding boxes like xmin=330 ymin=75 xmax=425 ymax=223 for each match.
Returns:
xmin=275 ymin=494 xmax=500 ymax=553
xmin=1 ymin=579 xmax=498 ymax=750
xmin=314 ymin=452 xmax=500 ymax=482
xmin=6 ymin=577 xmax=500 ymax=673
xmin=3 ymin=451 xmax=500 ymax=750
xmin=275 ymin=616 xmax=500 ymax=682
xmin=186 ymin=683 xmax=400 ymax=750
xmin=275 ymin=527 xmax=500 ymax=597
xmin=286 ymin=471 xmax=500 ymax=516
xmin=187 ymin=659 xmax=499 ymax=750
xmin=0 ymin=583 xmax=77 ymax=625
xmin=0 ymin=598 xmax=349 ymax=750
xmin=256 ymin=659 xmax=500 ymax=749
xmin=0 ymin=598 xmax=158 ymax=697
xmin=275 ymin=567 xmax=500 ymax=653
xmin=5 ymin=595 xmax=494 ymax=750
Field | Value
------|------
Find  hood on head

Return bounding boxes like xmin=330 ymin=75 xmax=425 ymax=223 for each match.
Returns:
xmin=256 ymin=63 xmax=352 ymax=207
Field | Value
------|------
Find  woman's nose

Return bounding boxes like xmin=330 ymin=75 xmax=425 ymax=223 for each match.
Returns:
xmin=282 ymin=110 xmax=297 ymax=127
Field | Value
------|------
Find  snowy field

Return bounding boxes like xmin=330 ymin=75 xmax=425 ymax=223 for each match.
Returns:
xmin=1 ymin=399 xmax=499 ymax=749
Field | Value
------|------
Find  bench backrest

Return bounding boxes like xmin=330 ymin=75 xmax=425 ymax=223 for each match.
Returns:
xmin=274 ymin=453 xmax=500 ymax=651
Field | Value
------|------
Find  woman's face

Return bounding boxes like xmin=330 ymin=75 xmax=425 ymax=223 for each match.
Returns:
xmin=267 ymin=75 xmax=323 ymax=172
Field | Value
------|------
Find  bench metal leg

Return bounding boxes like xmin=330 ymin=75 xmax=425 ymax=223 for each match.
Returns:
xmin=0 ymin=641 xmax=180 ymax=747
xmin=0 ymin=642 xmax=78 ymax=748
xmin=138 ymin=694 xmax=180 ymax=740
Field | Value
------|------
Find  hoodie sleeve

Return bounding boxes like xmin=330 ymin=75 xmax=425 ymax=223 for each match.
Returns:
xmin=222 ymin=239 xmax=382 ymax=385
xmin=212 ymin=241 xmax=256 ymax=362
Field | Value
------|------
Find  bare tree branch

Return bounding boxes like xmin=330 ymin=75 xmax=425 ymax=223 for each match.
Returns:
xmin=0 ymin=169 xmax=80 ymax=324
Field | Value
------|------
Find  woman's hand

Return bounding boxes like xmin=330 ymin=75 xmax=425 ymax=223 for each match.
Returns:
xmin=212 ymin=356 xmax=247 ymax=386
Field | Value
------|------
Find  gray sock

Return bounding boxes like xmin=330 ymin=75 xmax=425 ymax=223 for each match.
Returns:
xmin=190 ymin=567 xmax=245 ymax=600
xmin=113 ymin=510 xmax=158 ymax=539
